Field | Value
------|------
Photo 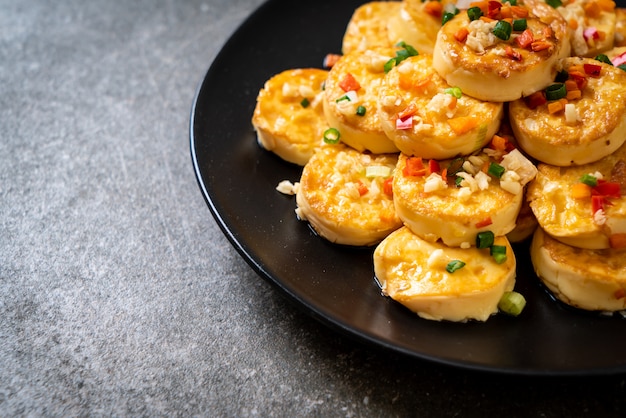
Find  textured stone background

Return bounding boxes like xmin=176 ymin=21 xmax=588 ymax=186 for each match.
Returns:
xmin=1 ymin=0 xmax=625 ymax=416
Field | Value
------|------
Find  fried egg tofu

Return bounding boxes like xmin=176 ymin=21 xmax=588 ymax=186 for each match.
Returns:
xmin=377 ymin=54 xmax=503 ymax=159
xmin=323 ymin=48 xmax=401 ymax=154
xmin=531 ymin=227 xmax=626 ymax=312
xmin=393 ymin=148 xmax=537 ymax=247
xmin=374 ymin=226 xmax=517 ymax=322
xmin=615 ymin=7 xmax=626 ymax=47
xmin=509 ymin=57 xmax=626 ymax=167
xmin=295 ymin=144 xmax=402 ymax=246
xmin=558 ymin=0 xmax=616 ymax=57
xmin=526 ymin=141 xmax=626 ymax=250
xmin=252 ymin=68 xmax=328 ymax=166
xmin=432 ymin=0 xmax=571 ymax=102
xmin=386 ymin=0 xmax=451 ymax=54
xmin=342 ymin=1 xmax=401 ymax=54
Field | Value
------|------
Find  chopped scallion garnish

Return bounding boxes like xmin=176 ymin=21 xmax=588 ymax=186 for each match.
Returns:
xmin=365 ymin=165 xmax=392 ymax=178
xmin=545 ymin=0 xmax=562 ymax=8
xmin=384 ymin=58 xmax=397 ymax=73
xmin=512 ymin=18 xmax=527 ymax=32
xmin=467 ymin=6 xmax=483 ymax=21
xmin=356 ymin=105 xmax=366 ymax=116
xmin=444 ymin=86 xmax=462 ymax=99
xmin=447 ymin=157 xmax=465 ymax=177
xmin=476 ymin=231 xmax=495 ymax=249
xmin=323 ymin=128 xmax=341 ymax=144
xmin=498 ymin=291 xmax=526 ymax=316
xmin=300 ymin=98 xmax=310 ymax=108
xmin=336 ymin=95 xmax=351 ymax=103
xmin=487 ymin=162 xmax=505 ymax=178
xmin=545 ymin=83 xmax=566 ymax=101
xmin=493 ymin=20 xmax=512 ymax=41
xmin=595 ymin=54 xmax=612 ymax=65
xmin=555 ymin=69 xmax=569 ymax=83
xmin=580 ymin=173 xmax=598 ymax=187
xmin=446 ymin=260 xmax=466 ymax=274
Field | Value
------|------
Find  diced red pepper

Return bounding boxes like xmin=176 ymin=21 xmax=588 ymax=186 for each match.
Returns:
xmin=403 ymin=157 xmax=427 ymax=177
xmin=357 ymin=181 xmax=368 ymax=196
xmin=428 ymin=159 xmax=440 ymax=175
xmin=591 ymin=195 xmax=606 ymax=214
xmin=593 ymin=180 xmax=622 ymax=198
xmin=583 ymin=63 xmax=602 ymax=77
xmin=339 ymin=73 xmax=361 ymax=92
xmin=323 ymin=53 xmax=342 ymax=68
xmin=515 ymin=29 xmax=534 ymax=49
xmin=475 ymin=217 xmax=493 ymax=228
xmin=609 ymin=234 xmax=626 ymax=250
xmin=383 ymin=177 xmax=394 ymax=197
xmin=505 ymin=45 xmax=522 ymax=61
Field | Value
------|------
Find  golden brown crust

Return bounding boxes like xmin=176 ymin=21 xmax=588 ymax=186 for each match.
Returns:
xmin=509 ymin=57 xmax=626 ymax=166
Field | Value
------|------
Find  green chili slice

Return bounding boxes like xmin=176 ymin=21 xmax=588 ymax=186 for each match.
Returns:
xmin=323 ymin=128 xmax=341 ymax=144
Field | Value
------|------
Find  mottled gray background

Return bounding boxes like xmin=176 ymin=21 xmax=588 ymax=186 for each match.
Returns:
xmin=1 ymin=0 xmax=625 ymax=416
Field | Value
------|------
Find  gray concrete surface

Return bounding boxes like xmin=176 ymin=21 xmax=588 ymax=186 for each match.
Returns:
xmin=1 ymin=0 xmax=625 ymax=416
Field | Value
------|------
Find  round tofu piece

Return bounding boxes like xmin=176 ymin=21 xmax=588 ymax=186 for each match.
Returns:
xmin=323 ymin=48 xmax=401 ymax=154
xmin=526 ymin=141 xmax=626 ymax=250
xmin=386 ymin=0 xmax=452 ymax=54
xmin=509 ymin=57 xmax=626 ymax=167
xmin=507 ymin=196 xmax=538 ymax=243
xmin=374 ymin=226 xmax=517 ymax=322
xmin=392 ymin=148 xmax=536 ymax=247
xmin=615 ymin=7 xmax=626 ymax=47
xmin=530 ymin=227 xmax=626 ymax=312
xmin=377 ymin=54 xmax=503 ymax=159
xmin=295 ymin=144 xmax=402 ymax=246
xmin=342 ymin=1 xmax=401 ymax=54
xmin=557 ymin=0 xmax=616 ymax=57
xmin=432 ymin=0 xmax=571 ymax=102
xmin=252 ymin=68 xmax=328 ymax=166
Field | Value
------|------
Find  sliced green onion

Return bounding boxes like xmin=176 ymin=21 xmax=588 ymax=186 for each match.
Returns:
xmin=487 ymin=162 xmax=505 ymax=178
xmin=507 ymin=0 xmax=517 ymax=5
xmin=498 ymin=291 xmax=526 ymax=316
xmin=545 ymin=0 xmax=562 ymax=8
xmin=365 ymin=165 xmax=392 ymax=178
xmin=395 ymin=41 xmax=419 ymax=57
xmin=580 ymin=173 xmax=598 ymax=187
xmin=595 ymin=54 xmax=612 ymax=65
xmin=467 ymin=6 xmax=483 ymax=21
xmin=356 ymin=105 xmax=366 ymax=116
xmin=323 ymin=128 xmax=341 ymax=144
xmin=545 ymin=83 xmax=566 ymax=101
xmin=300 ymin=98 xmax=310 ymax=108
xmin=555 ymin=69 xmax=569 ymax=83
xmin=442 ymin=11 xmax=456 ymax=25
xmin=491 ymin=248 xmax=508 ymax=264
xmin=476 ymin=231 xmax=495 ymax=249
xmin=455 ymin=176 xmax=464 ymax=187
xmin=384 ymin=58 xmax=397 ymax=73
xmin=336 ymin=94 xmax=351 ymax=103
xmin=446 ymin=260 xmax=466 ymax=274
xmin=493 ymin=20 xmax=512 ymax=41
xmin=444 ymin=86 xmax=463 ymax=99
xmin=512 ymin=18 xmax=527 ymax=32
xmin=447 ymin=157 xmax=465 ymax=177
xmin=618 ymin=64 xmax=626 ymax=72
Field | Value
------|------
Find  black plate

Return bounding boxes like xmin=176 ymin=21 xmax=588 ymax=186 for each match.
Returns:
xmin=191 ymin=0 xmax=626 ymax=375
